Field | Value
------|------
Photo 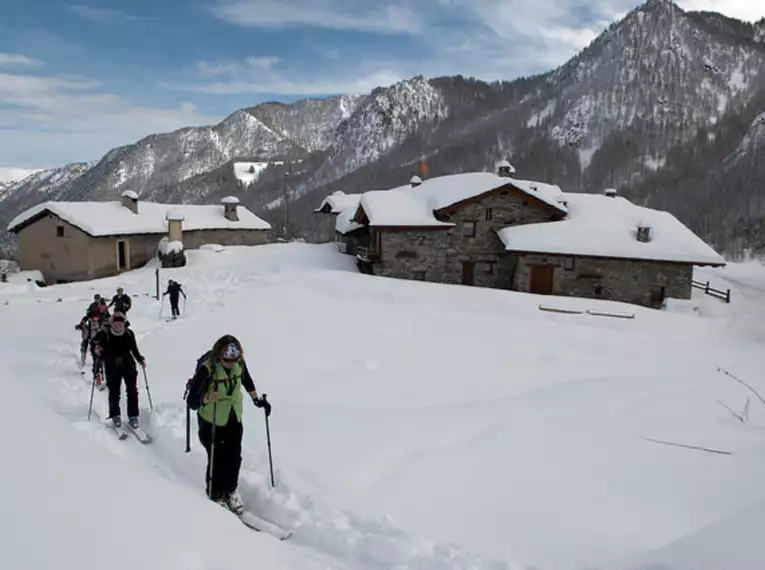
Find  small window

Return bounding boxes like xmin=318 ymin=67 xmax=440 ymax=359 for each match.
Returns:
xmin=485 ymin=208 xmax=493 ymax=221
xmin=417 ymin=236 xmax=425 ymax=245
xmin=461 ymin=222 xmax=476 ymax=237
xmin=522 ymin=200 xmax=529 ymax=207
xmin=563 ymin=256 xmax=575 ymax=270
xmin=412 ymin=271 xmax=426 ymax=281
xmin=479 ymin=261 xmax=495 ymax=274
xmin=594 ymin=285 xmax=604 ymax=296
xmin=56 ymin=225 xmax=65 ymax=237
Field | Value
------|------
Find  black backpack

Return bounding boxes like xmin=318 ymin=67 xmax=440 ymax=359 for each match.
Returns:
xmin=182 ymin=350 xmax=212 ymax=452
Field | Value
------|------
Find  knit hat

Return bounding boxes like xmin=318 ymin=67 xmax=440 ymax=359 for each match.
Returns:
xmin=222 ymin=342 xmax=241 ymax=360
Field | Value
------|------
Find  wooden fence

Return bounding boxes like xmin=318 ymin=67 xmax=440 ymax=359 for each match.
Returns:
xmin=692 ymin=279 xmax=731 ymax=303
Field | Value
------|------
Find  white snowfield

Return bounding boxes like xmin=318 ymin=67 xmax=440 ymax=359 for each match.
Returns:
xmin=497 ymin=193 xmax=726 ymax=265
xmin=2 ymin=243 xmax=765 ymax=570
xmin=7 ymin=199 xmax=271 ymax=236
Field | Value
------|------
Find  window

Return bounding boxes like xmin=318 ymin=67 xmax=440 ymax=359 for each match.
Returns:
xmin=594 ymin=285 xmax=604 ymax=296
xmin=417 ymin=236 xmax=426 ymax=245
xmin=562 ymin=256 xmax=575 ymax=270
xmin=479 ymin=261 xmax=495 ymax=274
xmin=56 ymin=225 xmax=65 ymax=237
xmin=461 ymin=221 xmax=476 ymax=237
xmin=485 ymin=208 xmax=493 ymax=221
xmin=412 ymin=271 xmax=426 ymax=281
xmin=522 ymin=200 xmax=529 ymax=207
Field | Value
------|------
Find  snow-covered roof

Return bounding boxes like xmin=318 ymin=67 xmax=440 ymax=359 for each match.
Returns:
xmin=358 ymin=190 xmax=455 ymax=228
xmin=314 ymin=191 xmax=362 ymax=214
xmin=335 ymin=209 xmax=363 ymax=235
xmin=8 ymin=200 xmax=271 ymax=236
xmin=496 ymin=193 xmax=725 ymax=266
xmin=355 ymin=172 xmax=566 ymax=227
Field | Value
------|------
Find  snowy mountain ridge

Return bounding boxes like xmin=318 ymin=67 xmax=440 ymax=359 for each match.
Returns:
xmin=2 ymin=0 xmax=765 ymax=258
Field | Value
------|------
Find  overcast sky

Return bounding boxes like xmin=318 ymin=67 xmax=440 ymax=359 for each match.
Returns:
xmin=0 ymin=0 xmax=763 ymax=169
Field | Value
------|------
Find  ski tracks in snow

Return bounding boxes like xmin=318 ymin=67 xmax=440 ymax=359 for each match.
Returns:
xmin=5 ymin=300 xmax=523 ymax=570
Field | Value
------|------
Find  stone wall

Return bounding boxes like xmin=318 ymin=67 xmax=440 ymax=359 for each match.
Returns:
xmin=513 ymin=253 xmax=693 ymax=308
xmin=182 ymin=228 xmax=269 ymax=249
xmin=371 ymin=191 xmax=556 ymax=287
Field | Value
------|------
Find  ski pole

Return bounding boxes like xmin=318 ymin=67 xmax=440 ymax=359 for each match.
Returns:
xmin=141 ymin=366 xmax=154 ymax=411
xmin=87 ymin=366 xmax=97 ymax=421
xmin=185 ymin=403 xmax=191 ymax=452
xmin=262 ymin=393 xmax=275 ymax=488
xmin=183 ymin=380 xmax=191 ymax=453
xmin=207 ymin=389 xmax=218 ymax=499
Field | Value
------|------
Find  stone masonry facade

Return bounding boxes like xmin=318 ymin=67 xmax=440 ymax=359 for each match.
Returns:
xmin=371 ymin=190 xmax=558 ymax=287
xmin=513 ymin=253 xmax=693 ymax=308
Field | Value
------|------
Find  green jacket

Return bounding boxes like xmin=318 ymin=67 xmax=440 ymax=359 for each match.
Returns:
xmin=198 ymin=360 xmax=245 ymax=426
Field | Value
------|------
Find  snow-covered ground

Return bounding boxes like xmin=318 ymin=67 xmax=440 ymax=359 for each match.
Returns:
xmin=2 ymin=243 xmax=765 ymax=570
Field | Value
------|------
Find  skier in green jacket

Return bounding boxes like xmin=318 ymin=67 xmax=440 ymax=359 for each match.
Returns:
xmin=186 ymin=334 xmax=271 ymax=514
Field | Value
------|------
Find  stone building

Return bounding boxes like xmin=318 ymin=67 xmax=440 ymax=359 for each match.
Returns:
xmin=340 ymin=165 xmax=726 ymax=308
xmin=7 ymin=191 xmax=271 ymax=284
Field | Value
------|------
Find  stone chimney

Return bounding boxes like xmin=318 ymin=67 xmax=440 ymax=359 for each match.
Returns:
xmin=222 ymin=196 xmax=240 ymax=221
xmin=636 ymin=222 xmax=652 ymax=243
xmin=497 ymin=160 xmax=515 ymax=178
xmin=121 ymin=190 xmax=138 ymax=214
xmin=604 ymin=188 xmax=617 ymax=198
xmin=410 ymin=175 xmax=422 ymax=187
xmin=166 ymin=210 xmax=184 ymax=242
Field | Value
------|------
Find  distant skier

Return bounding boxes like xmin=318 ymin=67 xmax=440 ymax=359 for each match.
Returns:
xmin=85 ymin=294 xmax=102 ymax=317
xmin=75 ymin=315 xmax=105 ymax=389
xmin=162 ymin=279 xmax=186 ymax=319
xmin=108 ymin=286 xmax=132 ymax=314
xmin=93 ymin=312 xmax=146 ymax=429
xmin=185 ymin=334 xmax=271 ymax=514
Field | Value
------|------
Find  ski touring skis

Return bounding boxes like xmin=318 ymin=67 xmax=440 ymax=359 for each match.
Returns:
xmin=124 ymin=422 xmax=152 ymax=444
xmin=106 ymin=421 xmax=130 ymax=440
xmin=237 ymin=511 xmax=293 ymax=540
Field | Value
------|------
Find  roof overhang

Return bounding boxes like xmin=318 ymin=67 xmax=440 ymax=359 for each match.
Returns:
xmin=504 ymin=247 xmax=726 ymax=267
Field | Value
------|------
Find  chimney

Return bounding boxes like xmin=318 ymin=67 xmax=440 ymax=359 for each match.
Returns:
xmin=165 ymin=210 xmax=184 ymax=242
xmin=121 ymin=190 xmax=139 ymax=214
xmin=497 ymin=160 xmax=515 ymax=178
xmin=410 ymin=175 xmax=422 ymax=187
xmin=604 ymin=188 xmax=617 ymax=198
xmin=222 ymin=196 xmax=240 ymax=221
xmin=636 ymin=222 xmax=652 ymax=242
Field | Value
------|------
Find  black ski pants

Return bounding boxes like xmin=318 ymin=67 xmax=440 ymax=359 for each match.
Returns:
xmin=198 ymin=409 xmax=243 ymax=501
xmin=105 ymin=362 xmax=139 ymax=419
xmin=170 ymin=295 xmax=180 ymax=317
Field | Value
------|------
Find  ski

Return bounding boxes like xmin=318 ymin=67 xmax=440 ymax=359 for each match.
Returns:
xmin=238 ymin=511 xmax=293 ymax=540
xmin=124 ymin=423 xmax=152 ymax=444
xmin=106 ymin=422 xmax=129 ymax=440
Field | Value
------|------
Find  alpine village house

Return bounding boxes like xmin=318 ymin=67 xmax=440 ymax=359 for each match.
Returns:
xmin=315 ymin=161 xmax=726 ymax=309
xmin=7 ymin=191 xmax=271 ymax=284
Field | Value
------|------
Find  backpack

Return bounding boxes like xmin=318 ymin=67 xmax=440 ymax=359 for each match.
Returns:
xmin=182 ymin=350 xmax=212 ymax=453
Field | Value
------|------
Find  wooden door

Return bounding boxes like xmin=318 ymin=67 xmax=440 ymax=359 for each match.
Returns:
xmin=462 ymin=261 xmax=475 ymax=285
xmin=529 ymin=265 xmax=554 ymax=295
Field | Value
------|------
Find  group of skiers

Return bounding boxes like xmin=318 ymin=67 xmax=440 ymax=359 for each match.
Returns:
xmin=75 ymin=280 xmax=271 ymax=516
xmin=76 ymin=287 xmax=144 ymax=429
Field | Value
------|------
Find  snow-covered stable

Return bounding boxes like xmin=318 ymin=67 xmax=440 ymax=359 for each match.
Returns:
xmin=7 ymin=192 xmax=271 ymax=284
xmin=328 ymin=164 xmax=725 ymax=308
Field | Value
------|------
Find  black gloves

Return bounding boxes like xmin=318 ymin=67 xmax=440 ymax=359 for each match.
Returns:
xmin=253 ymin=396 xmax=272 ymax=417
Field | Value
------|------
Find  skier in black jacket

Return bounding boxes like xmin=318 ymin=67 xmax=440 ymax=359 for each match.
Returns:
xmin=93 ymin=312 xmax=146 ymax=429
xmin=162 ymin=279 xmax=186 ymax=319
xmin=108 ymin=286 xmax=132 ymax=314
